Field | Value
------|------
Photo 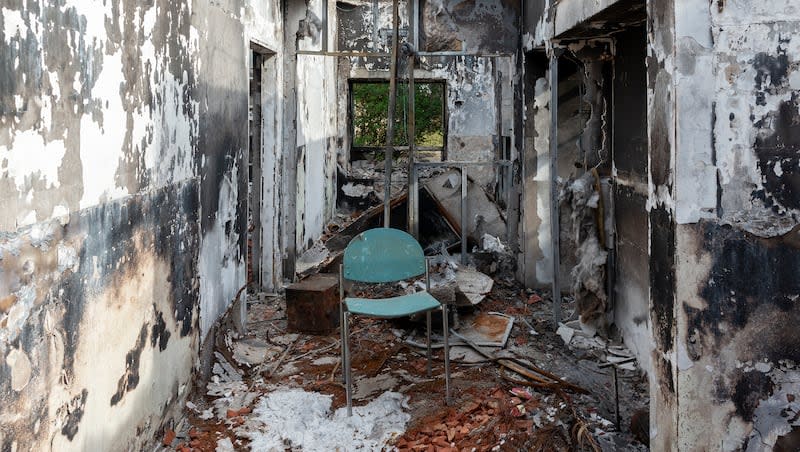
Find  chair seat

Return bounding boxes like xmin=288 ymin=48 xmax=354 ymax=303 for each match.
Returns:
xmin=344 ymin=291 xmax=441 ymax=318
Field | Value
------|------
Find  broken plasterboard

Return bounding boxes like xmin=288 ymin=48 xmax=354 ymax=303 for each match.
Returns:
xmin=455 ymin=267 xmax=494 ymax=306
xmin=424 ymin=170 xmax=506 ymax=242
xmin=405 ymin=312 xmax=514 ymax=350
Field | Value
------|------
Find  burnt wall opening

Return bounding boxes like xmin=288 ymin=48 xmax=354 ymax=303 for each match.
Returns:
xmin=611 ymin=25 xmax=651 ymax=361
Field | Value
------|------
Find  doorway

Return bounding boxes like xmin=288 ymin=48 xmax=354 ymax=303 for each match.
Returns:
xmin=248 ymin=43 xmax=280 ymax=292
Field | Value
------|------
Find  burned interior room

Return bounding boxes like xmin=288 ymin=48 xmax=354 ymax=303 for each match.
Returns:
xmin=1 ymin=0 xmax=799 ymax=450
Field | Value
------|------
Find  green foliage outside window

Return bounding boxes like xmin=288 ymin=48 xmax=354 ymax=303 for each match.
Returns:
xmin=352 ymin=82 xmax=445 ymax=148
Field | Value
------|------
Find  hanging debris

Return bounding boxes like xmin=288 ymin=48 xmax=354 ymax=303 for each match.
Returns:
xmin=560 ymin=171 xmax=609 ymax=333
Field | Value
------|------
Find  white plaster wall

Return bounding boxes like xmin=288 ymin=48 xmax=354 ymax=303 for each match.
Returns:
xmin=674 ymin=0 xmax=800 ymax=236
xmin=244 ymin=0 xmax=286 ymax=291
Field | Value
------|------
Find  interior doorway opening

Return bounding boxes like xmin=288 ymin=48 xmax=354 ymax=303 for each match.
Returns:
xmin=248 ymin=43 xmax=280 ymax=292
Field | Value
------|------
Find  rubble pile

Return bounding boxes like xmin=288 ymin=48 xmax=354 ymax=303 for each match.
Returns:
xmin=156 ymin=270 xmax=648 ymax=452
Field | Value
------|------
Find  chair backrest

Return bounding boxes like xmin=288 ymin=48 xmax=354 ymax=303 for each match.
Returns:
xmin=343 ymin=228 xmax=426 ymax=283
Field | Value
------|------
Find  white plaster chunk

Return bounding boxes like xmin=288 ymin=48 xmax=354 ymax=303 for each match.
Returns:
xmin=241 ymin=389 xmax=410 ymax=451
xmin=5 ymin=348 xmax=32 ymax=392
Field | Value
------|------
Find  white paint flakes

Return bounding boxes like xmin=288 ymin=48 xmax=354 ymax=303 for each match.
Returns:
xmin=0 ymin=130 xmax=66 ymax=196
xmin=78 ymin=51 xmax=129 ymax=209
xmin=241 ymin=389 xmax=410 ymax=451
xmin=1 ymin=7 xmax=25 ymax=43
xmin=5 ymin=348 xmax=32 ymax=392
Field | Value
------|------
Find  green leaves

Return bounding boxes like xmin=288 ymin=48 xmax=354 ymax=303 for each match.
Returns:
xmin=352 ymin=82 xmax=445 ymax=148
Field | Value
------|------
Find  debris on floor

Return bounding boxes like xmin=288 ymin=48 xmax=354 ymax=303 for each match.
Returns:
xmin=161 ymin=273 xmax=648 ymax=451
xmin=241 ymin=389 xmax=409 ymax=451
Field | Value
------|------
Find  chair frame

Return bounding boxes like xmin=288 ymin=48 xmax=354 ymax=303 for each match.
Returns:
xmin=339 ymin=231 xmax=451 ymax=416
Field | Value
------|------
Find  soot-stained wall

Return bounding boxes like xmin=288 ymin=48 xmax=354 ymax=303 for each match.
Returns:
xmin=0 ymin=0 xmax=283 ymax=449
xmin=337 ymin=0 xmax=520 ymax=189
xmin=671 ymin=1 xmax=800 ymax=449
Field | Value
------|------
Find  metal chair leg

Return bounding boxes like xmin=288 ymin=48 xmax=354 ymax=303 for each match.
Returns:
xmin=340 ymin=303 xmax=346 ymax=384
xmin=442 ymin=303 xmax=451 ymax=404
xmin=426 ymin=311 xmax=432 ymax=377
xmin=339 ymin=265 xmax=346 ymax=384
xmin=344 ymin=312 xmax=353 ymax=416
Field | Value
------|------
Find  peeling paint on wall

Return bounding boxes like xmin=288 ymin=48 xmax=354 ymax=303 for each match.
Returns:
xmin=0 ymin=0 xmax=286 ymax=449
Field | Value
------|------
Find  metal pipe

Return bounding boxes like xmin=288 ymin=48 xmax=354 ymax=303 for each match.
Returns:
xmin=321 ymin=0 xmax=328 ymax=52
xmin=294 ymin=50 xmax=513 ymax=58
xmin=426 ymin=259 xmax=432 ymax=377
xmin=412 ymin=0 xmax=420 ymax=51
xmin=442 ymin=304 xmax=451 ymax=403
xmin=339 ymin=264 xmax=345 ymax=383
xmin=426 ymin=311 xmax=432 ymax=377
xmin=408 ymin=50 xmax=418 ymax=237
xmin=549 ymin=49 xmax=564 ymax=327
xmin=460 ymin=168 xmax=468 ymax=266
xmin=383 ymin=0 xmax=401 ymax=227
xmin=344 ymin=312 xmax=352 ymax=416
xmin=414 ymin=160 xmax=512 ymax=168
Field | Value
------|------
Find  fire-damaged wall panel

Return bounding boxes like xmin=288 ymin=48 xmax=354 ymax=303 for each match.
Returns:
xmin=612 ymin=25 xmax=652 ymax=378
xmin=418 ymin=0 xmax=519 ymax=53
xmin=672 ymin=1 xmax=800 ymax=449
xmin=0 ymin=0 xmax=284 ymax=449
xmin=337 ymin=0 xmax=520 ymax=204
xmin=646 ymin=0 xmax=678 ymax=449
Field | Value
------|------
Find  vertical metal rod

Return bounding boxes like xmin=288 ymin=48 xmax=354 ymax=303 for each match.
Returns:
xmin=426 ymin=260 xmax=432 ymax=376
xmin=383 ymin=0 xmax=401 ymax=227
xmin=442 ymin=304 xmax=451 ymax=404
xmin=408 ymin=51 xmax=418 ymax=237
xmin=344 ymin=312 xmax=353 ymax=416
xmin=549 ymin=49 xmax=563 ymax=327
xmin=613 ymin=366 xmax=621 ymax=427
xmin=506 ymin=163 xmax=513 ymax=244
xmin=339 ymin=265 xmax=345 ymax=383
xmin=412 ymin=0 xmax=419 ymax=51
xmin=426 ymin=311 xmax=432 ymax=377
xmin=321 ymin=0 xmax=329 ymax=52
xmin=460 ymin=167 xmax=468 ymax=266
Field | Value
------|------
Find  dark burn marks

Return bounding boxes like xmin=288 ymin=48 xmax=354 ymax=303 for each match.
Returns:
xmin=650 ymin=205 xmax=675 ymax=353
xmin=732 ymin=371 xmax=774 ymax=422
xmin=151 ymin=308 xmax=171 ymax=352
xmin=59 ymin=182 xmax=199 ymax=380
xmin=686 ymin=222 xmax=800 ymax=364
xmin=753 ymin=48 xmax=790 ymax=95
xmin=60 ymin=389 xmax=88 ymax=440
xmin=110 ymin=324 xmax=148 ymax=406
xmin=685 ymin=220 xmax=800 ymax=424
xmin=752 ymin=93 xmax=800 ymax=212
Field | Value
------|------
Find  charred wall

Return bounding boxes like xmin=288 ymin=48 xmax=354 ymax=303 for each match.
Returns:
xmin=336 ymin=0 xmax=521 ymax=206
xmin=671 ymin=1 xmax=800 ymax=449
xmin=611 ymin=24 xmax=652 ymax=376
xmin=0 ymin=0 xmax=284 ymax=449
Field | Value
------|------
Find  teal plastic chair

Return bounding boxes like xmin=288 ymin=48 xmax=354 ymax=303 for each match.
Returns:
xmin=339 ymin=228 xmax=451 ymax=415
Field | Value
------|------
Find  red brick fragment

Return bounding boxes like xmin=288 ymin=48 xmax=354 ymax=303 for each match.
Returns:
xmin=162 ymin=429 xmax=176 ymax=446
